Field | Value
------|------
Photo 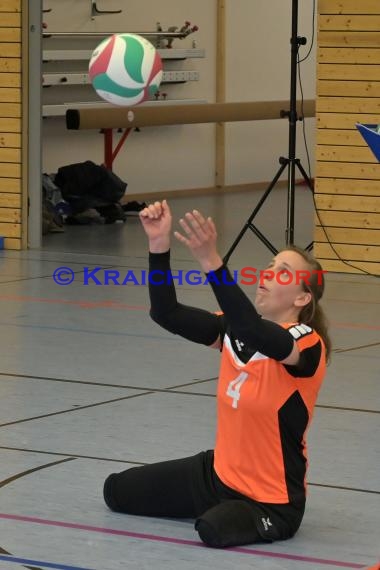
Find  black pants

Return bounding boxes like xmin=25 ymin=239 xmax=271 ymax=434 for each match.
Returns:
xmin=103 ymin=450 xmax=305 ymax=548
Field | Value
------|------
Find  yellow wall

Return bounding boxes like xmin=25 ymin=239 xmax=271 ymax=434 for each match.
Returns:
xmin=0 ymin=0 xmax=23 ymax=250
xmin=315 ymin=0 xmax=380 ymax=275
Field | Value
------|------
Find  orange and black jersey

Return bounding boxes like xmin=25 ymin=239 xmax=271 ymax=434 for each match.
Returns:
xmin=148 ymin=253 xmax=327 ymax=504
xmin=214 ymin=318 xmax=326 ymax=504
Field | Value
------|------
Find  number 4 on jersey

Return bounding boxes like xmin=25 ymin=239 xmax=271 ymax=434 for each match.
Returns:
xmin=226 ymin=372 xmax=248 ymax=408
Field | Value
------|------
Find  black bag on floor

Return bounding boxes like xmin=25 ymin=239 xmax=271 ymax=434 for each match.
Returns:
xmin=54 ymin=161 xmax=127 ymax=214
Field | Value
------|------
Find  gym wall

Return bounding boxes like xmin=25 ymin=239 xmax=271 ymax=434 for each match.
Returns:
xmin=40 ymin=0 xmax=317 ymax=195
xmin=314 ymin=0 xmax=380 ymax=275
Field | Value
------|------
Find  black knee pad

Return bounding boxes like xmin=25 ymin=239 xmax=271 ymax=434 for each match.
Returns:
xmin=195 ymin=500 xmax=261 ymax=548
xmin=103 ymin=474 xmax=122 ymax=512
xmin=195 ymin=517 xmax=224 ymax=548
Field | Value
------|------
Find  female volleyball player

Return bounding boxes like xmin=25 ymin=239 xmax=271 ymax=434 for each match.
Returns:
xmin=103 ymin=199 xmax=331 ymax=548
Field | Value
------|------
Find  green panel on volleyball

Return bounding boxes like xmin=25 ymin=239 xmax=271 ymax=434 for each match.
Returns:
xmin=92 ymin=74 xmax=143 ymax=98
xmin=122 ymin=35 xmax=145 ymax=84
xmin=148 ymin=84 xmax=160 ymax=96
xmin=89 ymin=33 xmax=163 ymax=106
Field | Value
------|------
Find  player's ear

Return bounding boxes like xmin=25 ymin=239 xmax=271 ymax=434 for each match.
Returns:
xmin=294 ymin=291 xmax=312 ymax=308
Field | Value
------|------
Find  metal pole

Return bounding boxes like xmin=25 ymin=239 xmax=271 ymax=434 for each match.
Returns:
xmin=285 ymin=0 xmax=301 ymax=246
xmin=223 ymin=0 xmax=313 ymax=260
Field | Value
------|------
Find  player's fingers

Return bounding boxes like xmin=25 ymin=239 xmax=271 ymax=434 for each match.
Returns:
xmin=145 ymin=202 xmax=162 ymax=219
xmin=192 ymin=209 xmax=207 ymax=226
xmin=207 ymin=216 xmax=217 ymax=236
xmin=187 ymin=212 xmax=214 ymax=241
xmin=139 ymin=207 xmax=150 ymax=218
xmin=174 ymin=230 xmax=189 ymax=246
xmin=162 ymin=199 xmax=170 ymax=214
xmin=179 ymin=217 xmax=195 ymax=237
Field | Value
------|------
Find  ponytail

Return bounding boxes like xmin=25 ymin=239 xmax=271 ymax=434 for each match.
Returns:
xmin=283 ymin=246 xmax=332 ymax=363
xmin=298 ymin=296 xmax=332 ymax=363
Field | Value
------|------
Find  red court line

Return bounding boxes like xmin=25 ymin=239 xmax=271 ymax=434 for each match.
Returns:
xmin=0 ymin=513 xmax=364 ymax=568
xmin=0 ymin=295 xmax=146 ymax=311
xmin=0 ymin=294 xmax=379 ymax=331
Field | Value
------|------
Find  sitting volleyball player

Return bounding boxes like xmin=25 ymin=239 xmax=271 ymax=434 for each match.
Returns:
xmin=103 ymin=200 xmax=331 ymax=548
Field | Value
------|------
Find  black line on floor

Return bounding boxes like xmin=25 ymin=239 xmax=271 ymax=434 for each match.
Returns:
xmin=0 ymin=388 xmax=218 ymax=428
xmin=0 ymin=446 xmax=145 ymax=465
xmin=333 ymin=341 xmax=380 ymax=354
xmin=0 ymin=445 xmax=378 ymax=497
xmin=0 ymin=371 xmax=218 ymax=397
xmin=0 ymin=457 xmax=76 ymax=489
xmin=167 ymin=377 xmax=218 ymax=389
xmin=308 ymin=482 xmax=380 ymax=495
xmin=0 ymin=371 xmax=378 ymax=417
xmin=0 ymin=392 xmax=155 ymax=428
xmin=0 ymin=371 xmax=217 ymax=392
xmin=0 ymin=457 xmax=76 ymax=570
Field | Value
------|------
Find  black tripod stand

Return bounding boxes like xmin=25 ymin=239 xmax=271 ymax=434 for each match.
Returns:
xmin=224 ymin=0 xmax=314 ymax=263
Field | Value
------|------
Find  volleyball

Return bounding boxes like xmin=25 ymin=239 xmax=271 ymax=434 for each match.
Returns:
xmin=89 ymin=33 xmax=163 ymax=106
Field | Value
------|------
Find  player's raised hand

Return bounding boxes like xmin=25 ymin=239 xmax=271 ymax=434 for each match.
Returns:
xmin=139 ymin=199 xmax=172 ymax=252
xmin=174 ymin=209 xmax=223 ymax=273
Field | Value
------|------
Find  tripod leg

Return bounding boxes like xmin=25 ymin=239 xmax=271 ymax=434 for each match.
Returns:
xmin=223 ymin=161 xmax=288 ymax=264
xmin=295 ymin=161 xmax=313 ymax=251
xmin=247 ymin=225 xmax=278 ymax=255
xmin=246 ymin=161 xmax=288 ymax=225
xmin=295 ymin=160 xmax=314 ymax=191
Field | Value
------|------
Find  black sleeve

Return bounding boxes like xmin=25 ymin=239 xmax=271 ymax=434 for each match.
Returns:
xmin=284 ymin=340 xmax=323 ymax=377
xmin=205 ymin=264 xmax=295 ymax=361
xmin=148 ymin=251 xmax=224 ymax=345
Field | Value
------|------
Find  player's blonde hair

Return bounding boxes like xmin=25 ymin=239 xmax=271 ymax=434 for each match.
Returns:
xmin=283 ymin=246 xmax=332 ymax=363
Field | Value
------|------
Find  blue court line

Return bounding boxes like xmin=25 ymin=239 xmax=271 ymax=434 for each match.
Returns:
xmin=0 ymin=554 xmax=94 ymax=570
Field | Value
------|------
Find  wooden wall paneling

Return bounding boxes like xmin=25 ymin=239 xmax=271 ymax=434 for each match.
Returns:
xmin=314 ymin=243 xmax=380 ymax=263
xmin=317 ymin=64 xmax=380 ymax=81
xmin=316 ymin=162 xmax=380 ymax=179
xmin=317 ymin=112 xmax=380 ymax=129
xmin=0 ymin=72 xmax=21 ymax=87
xmin=0 ymin=0 xmax=22 ymax=249
xmin=0 ymin=147 xmax=21 ymax=161
xmin=318 ymin=16 xmax=380 ymax=32
xmin=315 ymin=179 xmax=380 ymax=196
xmin=0 ymin=0 xmax=21 ymax=11
xmin=314 ymin=227 xmax=380 ymax=246
xmin=318 ymin=80 xmax=380 ymax=98
xmin=314 ymin=259 xmax=380 ymax=274
xmin=0 ymin=192 xmax=21 ymax=206
xmin=0 ymin=87 xmax=21 ymax=102
xmin=315 ymin=210 xmax=380 ymax=229
xmin=0 ymin=12 xmax=21 ymax=27
xmin=318 ymin=32 xmax=380 ymax=48
xmin=318 ymin=47 xmax=380 ymax=65
xmin=316 ymin=146 xmax=377 ymax=163
xmin=0 ymin=132 xmax=21 ymax=146
xmin=0 ymin=207 xmax=21 ymax=222
xmin=0 ymin=42 xmax=20 ymax=57
xmin=315 ymin=194 xmax=380 ymax=213
xmin=319 ymin=0 xmax=380 ymax=13
xmin=316 ymin=130 xmax=367 ymax=146
xmin=0 ymin=28 xmax=21 ymax=42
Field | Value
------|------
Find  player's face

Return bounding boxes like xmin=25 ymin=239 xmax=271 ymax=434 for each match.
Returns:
xmin=254 ymin=250 xmax=312 ymax=321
